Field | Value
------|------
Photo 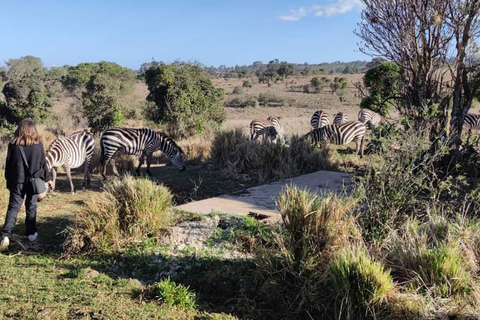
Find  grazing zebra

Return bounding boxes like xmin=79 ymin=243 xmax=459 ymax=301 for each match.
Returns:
xmin=250 ymin=116 xmax=283 ymax=142
xmin=333 ymin=112 xmax=348 ymax=126
xmin=45 ymin=130 xmax=95 ymax=194
xmin=100 ymin=128 xmax=186 ymax=179
xmin=465 ymin=113 xmax=480 ymax=134
xmin=358 ymin=109 xmax=383 ymax=127
xmin=310 ymin=110 xmax=330 ymax=130
xmin=306 ymin=121 xmax=367 ymax=157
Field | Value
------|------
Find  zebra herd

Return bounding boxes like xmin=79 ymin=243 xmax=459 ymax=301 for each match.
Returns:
xmin=45 ymin=128 xmax=185 ymax=193
xmin=249 ymin=109 xmax=385 ymax=158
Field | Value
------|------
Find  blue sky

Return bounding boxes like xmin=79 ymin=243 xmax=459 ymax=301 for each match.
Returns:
xmin=1 ymin=0 xmax=367 ymax=69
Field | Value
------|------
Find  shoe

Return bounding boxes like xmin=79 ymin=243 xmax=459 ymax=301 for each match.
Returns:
xmin=0 ymin=236 xmax=9 ymax=252
xmin=28 ymin=232 xmax=38 ymax=242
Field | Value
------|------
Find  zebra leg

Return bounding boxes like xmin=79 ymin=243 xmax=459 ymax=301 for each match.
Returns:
xmin=65 ymin=166 xmax=75 ymax=194
xmin=136 ymin=152 xmax=146 ymax=176
xmin=146 ymin=154 xmax=153 ymax=176
xmin=101 ymin=156 xmax=109 ymax=180
xmin=51 ymin=168 xmax=57 ymax=192
xmin=83 ymin=159 xmax=91 ymax=189
xmin=111 ymin=159 xmax=120 ymax=176
xmin=359 ymin=137 xmax=365 ymax=158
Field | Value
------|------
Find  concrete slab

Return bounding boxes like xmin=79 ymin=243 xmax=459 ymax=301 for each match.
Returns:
xmin=175 ymin=170 xmax=352 ymax=223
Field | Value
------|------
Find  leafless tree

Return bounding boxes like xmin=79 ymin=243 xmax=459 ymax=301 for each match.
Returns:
xmin=355 ymin=0 xmax=480 ymax=150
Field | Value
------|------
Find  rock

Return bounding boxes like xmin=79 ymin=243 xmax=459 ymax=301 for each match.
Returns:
xmin=129 ymin=278 xmax=143 ymax=287
xmin=84 ymin=269 xmax=100 ymax=279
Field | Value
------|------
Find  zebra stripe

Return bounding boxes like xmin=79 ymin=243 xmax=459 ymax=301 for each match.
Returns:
xmin=310 ymin=110 xmax=330 ymax=129
xmin=250 ymin=116 xmax=283 ymax=142
xmin=45 ymin=130 xmax=95 ymax=193
xmin=307 ymin=121 xmax=367 ymax=157
xmin=333 ymin=112 xmax=348 ymax=126
xmin=465 ymin=113 xmax=480 ymax=132
xmin=358 ymin=109 xmax=382 ymax=127
xmin=100 ymin=128 xmax=186 ymax=178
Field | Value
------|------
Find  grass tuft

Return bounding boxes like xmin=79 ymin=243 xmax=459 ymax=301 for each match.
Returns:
xmin=327 ymin=246 xmax=395 ymax=319
xmin=154 ymin=277 xmax=197 ymax=310
xmin=63 ymin=175 xmax=173 ymax=255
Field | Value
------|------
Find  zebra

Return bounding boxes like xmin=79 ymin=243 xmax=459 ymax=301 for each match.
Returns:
xmin=250 ymin=116 xmax=284 ymax=143
xmin=45 ymin=130 xmax=95 ymax=194
xmin=305 ymin=121 xmax=367 ymax=158
xmin=333 ymin=112 xmax=348 ymax=126
xmin=310 ymin=110 xmax=330 ymax=130
xmin=464 ymin=113 xmax=480 ymax=143
xmin=100 ymin=128 xmax=186 ymax=179
xmin=358 ymin=109 xmax=383 ymax=128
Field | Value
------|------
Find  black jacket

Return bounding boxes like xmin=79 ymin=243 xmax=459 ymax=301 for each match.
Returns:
xmin=4 ymin=143 xmax=51 ymax=190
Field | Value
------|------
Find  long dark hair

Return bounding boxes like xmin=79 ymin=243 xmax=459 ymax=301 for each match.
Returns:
xmin=11 ymin=119 xmax=40 ymax=146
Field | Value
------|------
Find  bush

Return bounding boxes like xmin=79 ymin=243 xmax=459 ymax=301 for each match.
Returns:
xmin=257 ymin=93 xmax=294 ymax=107
xmin=63 ymin=175 xmax=173 ymax=254
xmin=154 ymin=278 xmax=197 ymax=310
xmin=366 ymin=122 xmax=401 ymax=154
xmin=225 ymin=96 xmax=259 ymax=108
xmin=209 ymin=129 xmax=334 ymax=182
xmin=327 ymin=247 xmax=395 ymax=319
xmin=144 ymin=63 xmax=225 ymax=138
xmin=232 ymin=86 xmax=243 ymax=94
xmin=242 ymin=80 xmax=253 ymax=88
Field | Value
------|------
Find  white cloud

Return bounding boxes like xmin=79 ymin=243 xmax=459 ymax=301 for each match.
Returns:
xmin=313 ymin=0 xmax=363 ymax=17
xmin=279 ymin=7 xmax=308 ymax=21
xmin=278 ymin=0 xmax=364 ymax=21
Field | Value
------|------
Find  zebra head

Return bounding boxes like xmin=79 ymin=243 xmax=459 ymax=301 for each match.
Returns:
xmin=171 ymin=145 xmax=186 ymax=171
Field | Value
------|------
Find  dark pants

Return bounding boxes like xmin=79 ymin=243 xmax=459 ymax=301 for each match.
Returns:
xmin=2 ymin=183 xmax=38 ymax=237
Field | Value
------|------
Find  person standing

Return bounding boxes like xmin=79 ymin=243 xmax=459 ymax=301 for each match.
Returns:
xmin=0 ymin=119 xmax=53 ymax=252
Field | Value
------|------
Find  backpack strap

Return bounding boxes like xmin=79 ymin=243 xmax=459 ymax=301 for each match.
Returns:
xmin=18 ymin=146 xmax=33 ymax=178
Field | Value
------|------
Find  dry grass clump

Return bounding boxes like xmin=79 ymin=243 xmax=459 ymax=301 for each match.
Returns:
xmin=210 ymin=128 xmax=334 ymax=182
xmin=63 ymin=175 xmax=173 ymax=255
xmin=0 ymin=175 xmax=8 ymax=214
xmin=178 ymin=135 xmax=212 ymax=165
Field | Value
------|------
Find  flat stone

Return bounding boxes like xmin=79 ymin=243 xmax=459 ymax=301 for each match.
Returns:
xmin=175 ymin=170 xmax=351 ymax=223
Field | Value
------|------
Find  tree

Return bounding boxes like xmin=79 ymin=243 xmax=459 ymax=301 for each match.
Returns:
xmin=63 ymin=61 xmax=136 ymax=93
xmin=360 ymin=62 xmax=402 ymax=116
xmin=277 ymin=62 xmax=295 ymax=79
xmin=355 ymin=0 xmax=480 ymax=150
xmin=82 ymin=74 xmax=124 ymax=133
xmin=0 ymin=79 xmax=52 ymax=124
xmin=5 ymin=56 xmax=46 ymax=81
xmin=144 ymin=63 xmax=225 ymax=137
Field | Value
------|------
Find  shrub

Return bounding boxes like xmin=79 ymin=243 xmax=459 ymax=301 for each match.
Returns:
xmin=154 ymin=278 xmax=197 ymax=310
xmin=327 ymin=247 xmax=395 ymax=319
xmin=232 ymin=86 xmax=243 ymax=94
xmin=242 ymin=80 xmax=253 ymax=88
xmin=144 ymin=63 xmax=225 ymax=138
xmin=63 ymin=175 xmax=173 ymax=254
xmin=209 ymin=129 xmax=334 ymax=182
xmin=257 ymin=93 xmax=294 ymax=107
xmin=225 ymin=96 xmax=259 ymax=108
xmin=366 ymin=122 xmax=401 ymax=154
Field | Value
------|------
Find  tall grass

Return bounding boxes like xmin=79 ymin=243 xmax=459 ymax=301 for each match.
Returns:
xmin=258 ymin=186 xmax=361 ymax=317
xmin=327 ymin=246 xmax=395 ymax=320
xmin=210 ymin=128 xmax=334 ymax=182
xmin=63 ymin=175 xmax=173 ymax=255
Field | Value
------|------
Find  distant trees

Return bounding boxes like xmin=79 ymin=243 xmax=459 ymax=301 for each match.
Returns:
xmin=5 ymin=56 xmax=46 ymax=80
xmin=144 ymin=63 xmax=225 ymax=137
xmin=256 ymin=60 xmax=295 ymax=84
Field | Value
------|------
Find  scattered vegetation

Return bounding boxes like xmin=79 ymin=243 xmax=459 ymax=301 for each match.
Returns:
xmin=257 ymin=93 xmax=294 ymax=107
xmin=154 ymin=278 xmax=197 ymax=310
xmin=231 ymin=86 xmax=243 ymax=94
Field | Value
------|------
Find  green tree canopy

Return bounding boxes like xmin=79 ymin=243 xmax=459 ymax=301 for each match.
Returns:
xmin=82 ymin=74 xmax=124 ymax=133
xmin=63 ymin=61 xmax=136 ymax=92
xmin=144 ymin=63 xmax=225 ymax=137
xmin=0 ymin=79 xmax=52 ymax=124
xmin=5 ymin=56 xmax=46 ymax=81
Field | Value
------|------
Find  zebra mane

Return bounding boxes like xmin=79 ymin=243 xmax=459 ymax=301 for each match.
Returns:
xmin=154 ymin=131 xmax=183 ymax=153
